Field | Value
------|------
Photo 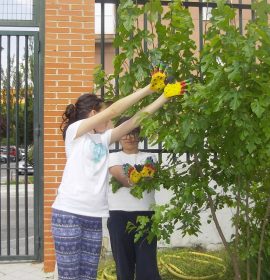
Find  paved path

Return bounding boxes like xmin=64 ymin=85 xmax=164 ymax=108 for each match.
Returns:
xmin=0 ymin=262 xmax=56 ymax=280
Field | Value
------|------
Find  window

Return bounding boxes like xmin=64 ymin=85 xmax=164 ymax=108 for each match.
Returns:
xmin=0 ymin=0 xmax=33 ymax=21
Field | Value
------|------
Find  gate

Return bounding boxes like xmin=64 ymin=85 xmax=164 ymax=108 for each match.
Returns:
xmin=0 ymin=0 xmax=43 ymax=261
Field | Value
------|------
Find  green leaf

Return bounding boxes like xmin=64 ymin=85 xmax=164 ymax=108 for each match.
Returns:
xmin=134 ymin=64 xmax=148 ymax=82
xmin=185 ymin=133 xmax=198 ymax=148
xmin=246 ymin=140 xmax=256 ymax=154
xmin=230 ymin=93 xmax=241 ymax=111
xmin=110 ymin=177 xmax=122 ymax=193
xmin=144 ymin=0 xmax=163 ymax=22
xmin=251 ymin=99 xmax=265 ymax=118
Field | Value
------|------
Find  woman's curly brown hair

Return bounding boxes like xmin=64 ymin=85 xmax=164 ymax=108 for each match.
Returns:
xmin=60 ymin=93 xmax=104 ymax=140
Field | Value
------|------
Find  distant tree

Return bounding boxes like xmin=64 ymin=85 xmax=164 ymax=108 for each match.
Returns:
xmin=0 ymin=37 xmax=34 ymax=146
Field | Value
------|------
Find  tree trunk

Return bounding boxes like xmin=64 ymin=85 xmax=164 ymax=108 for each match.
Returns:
xmin=245 ymin=193 xmax=251 ymax=280
xmin=256 ymin=196 xmax=270 ymax=280
xmin=207 ymin=194 xmax=242 ymax=280
xmin=194 ymin=155 xmax=242 ymax=279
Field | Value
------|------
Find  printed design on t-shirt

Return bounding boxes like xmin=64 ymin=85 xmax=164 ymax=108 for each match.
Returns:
xmin=91 ymin=142 xmax=107 ymax=163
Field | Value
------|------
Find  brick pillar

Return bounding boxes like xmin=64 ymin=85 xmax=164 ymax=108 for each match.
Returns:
xmin=43 ymin=0 xmax=95 ymax=272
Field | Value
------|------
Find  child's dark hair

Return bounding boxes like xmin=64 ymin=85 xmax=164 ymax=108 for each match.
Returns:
xmin=116 ymin=116 xmax=141 ymax=137
xmin=61 ymin=93 xmax=104 ymax=139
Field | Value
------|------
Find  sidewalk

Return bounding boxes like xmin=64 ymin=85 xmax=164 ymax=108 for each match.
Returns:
xmin=0 ymin=262 xmax=56 ymax=280
xmin=0 ymin=223 xmax=111 ymax=280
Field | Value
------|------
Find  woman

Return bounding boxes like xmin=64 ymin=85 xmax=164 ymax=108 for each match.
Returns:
xmin=51 ymin=68 xmax=189 ymax=280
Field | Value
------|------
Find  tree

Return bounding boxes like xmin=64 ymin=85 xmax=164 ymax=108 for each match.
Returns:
xmin=94 ymin=0 xmax=270 ymax=279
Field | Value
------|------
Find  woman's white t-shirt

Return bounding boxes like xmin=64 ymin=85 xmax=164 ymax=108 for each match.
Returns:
xmin=52 ymin=120 xmax=112 ymax=217
xmin=108 ymin=151 xmax=156 ymax=211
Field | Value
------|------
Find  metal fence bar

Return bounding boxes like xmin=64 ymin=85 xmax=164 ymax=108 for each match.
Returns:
xmin=0 ymin=34 xmax=2 ymax=255
xmin=114 ymin=1 xmax=119 ymax=98
xmin=251 ymin=0 xmax=255 ymax=20
xmin=114 ymin=2 xmax=120 ymax=151
xmin=239 ymin=0 xmax=243 ymax=34
xmin=32 ymin=32 xmax=41 ymax=260
xmin=6 ymin=35 xmax=11 ymax=255
xmin=143 ymin=12 xmax=148 ymax=52
xmin=100 ymin=2 xmax=105 ymax=98
xmin=199 ymin=0 xmax=203 ymax=52
xmin=15 ymin=35 xmax=20 ymax=255
xmin=24 ymin=35 xmax=29 ymax=255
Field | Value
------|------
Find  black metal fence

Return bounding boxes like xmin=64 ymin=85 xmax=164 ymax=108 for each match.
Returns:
xmin=0 ymin=31 xmax=42 ymax=261
xmin=0 ymin=0 xmax=42 ymax=261
xmin=96 ymin=0 xmax=253 ymax=59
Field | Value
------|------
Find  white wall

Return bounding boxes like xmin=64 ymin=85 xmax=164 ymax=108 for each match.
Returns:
xmin=103 ymin=144 xmax=235 ymax=252
xmin=102 ymin=185 xmax=234 ymax=252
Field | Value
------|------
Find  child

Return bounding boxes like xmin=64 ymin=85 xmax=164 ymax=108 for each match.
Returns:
xmin=51 ymin=67 xmax=190 ymax=280
xmin=108 ymin=116 xmax=160 ymax=280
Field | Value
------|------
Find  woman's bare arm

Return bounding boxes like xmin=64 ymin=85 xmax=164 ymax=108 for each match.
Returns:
xmin=110 ymin=94 xmax=168 ymax=144
xmin=75 ymin=85 xmax=154 ymax=138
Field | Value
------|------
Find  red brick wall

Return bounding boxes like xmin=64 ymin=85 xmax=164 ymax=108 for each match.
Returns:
xmin=44 ymin=0 xmax=95 ymax=272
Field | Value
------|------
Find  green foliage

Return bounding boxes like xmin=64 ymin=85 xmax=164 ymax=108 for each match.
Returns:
xmin=110 ymin=176 xmax=122 ymax=193
xmin=28 ymin=144 xmax=34 ymax=166
xmin=94 ymin=0 xmax=270 ymax=278
xmin=93 ymin=65 xmax=117 ymax=101
xmin=0 ymin=95 xmax=34 ymax=145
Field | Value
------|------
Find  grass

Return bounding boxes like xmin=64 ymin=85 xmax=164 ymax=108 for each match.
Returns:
xmin=9 ymin=176 xmax=34 ymax=184
xmin=97 ymin=247 xmax=234 ymax=280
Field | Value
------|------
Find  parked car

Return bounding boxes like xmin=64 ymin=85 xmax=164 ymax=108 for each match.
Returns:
xmin=18 ymin=160 xmax=34 ymax=175
xmin=19 ymin=148 xmax=25 ymax=158
xmin=0 ymin=146 xmax=21 ymax=162
xmin=10 ymin=146 xmax=23 ymax=160
xmin=0 ymin=153 xmax=7 ymax=164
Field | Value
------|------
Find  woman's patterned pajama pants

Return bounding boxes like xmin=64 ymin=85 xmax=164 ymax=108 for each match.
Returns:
xmin=51 ymin=209 xmax=102 ymax=280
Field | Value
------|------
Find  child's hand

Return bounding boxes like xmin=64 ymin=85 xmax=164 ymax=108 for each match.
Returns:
xmin=123 ymin=163 xmax=142 ymax=184
xmin=150 ymin=62 xmax=167 ymax=92
xmin=164 ymin=78 xmax=192 ymax=98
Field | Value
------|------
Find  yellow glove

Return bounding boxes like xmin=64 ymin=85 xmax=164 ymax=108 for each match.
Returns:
xmin=140 ymin=164 xmax=156 ymax=177
xmin=140 ymin=157 xmax=156 ymax=178
xmin=164 ymin=79 xmax=192 ymax=98
xmin=150 ymin=62 xmax=167 ymax=92
xmin=123 ymin=163 xmax=142 ymax=184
